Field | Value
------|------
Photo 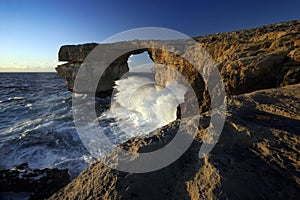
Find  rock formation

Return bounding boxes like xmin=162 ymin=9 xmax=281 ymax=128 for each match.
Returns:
xmin=57 ymin=20 xmax=300 ymax=110
xmin=50 ymin=83 xmax=300 ymax=200
xmin=53 ymin=20 xmax=300 ymax=199
xmin=0 ymin=163 xmax=70 ymax=200
xmin=56 ymin=42 xmax=148 ymax=96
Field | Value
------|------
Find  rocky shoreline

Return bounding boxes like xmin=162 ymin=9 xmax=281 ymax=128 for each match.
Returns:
xmin=51 ymin=20 xmax=300 ymax=199
xmin=0 ymin=163 xmax=70 ymax=199
xmin=50 ymin=83 xmax=300 ymax=199
xmin=2 ymin=20 xmax=299 ymax=199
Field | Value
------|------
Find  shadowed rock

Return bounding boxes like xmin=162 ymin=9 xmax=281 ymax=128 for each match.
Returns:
xmin=0 ymin=163 xmax=70 ymax=200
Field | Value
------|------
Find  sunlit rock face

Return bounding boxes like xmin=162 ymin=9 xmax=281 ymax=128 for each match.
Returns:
xmin=56 ymin=20 xmax=300 ymax=110
xmin=151 ymin=20 xmax=300 ymax=111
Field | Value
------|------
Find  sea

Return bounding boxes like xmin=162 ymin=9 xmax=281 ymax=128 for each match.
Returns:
xmin=0 ymin=73 xmax=94 ymax=178
xmin=0 ymin=72 xmax=186 ymax=178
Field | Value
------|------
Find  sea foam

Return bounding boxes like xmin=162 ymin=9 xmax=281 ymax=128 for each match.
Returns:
xmin=99 ymin=74 xmax=187 ymax=139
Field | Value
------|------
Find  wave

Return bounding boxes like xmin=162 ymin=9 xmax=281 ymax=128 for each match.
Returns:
xmin=79 ymin=75 xmax=187 ymax=160
xmin=0 ymin=72 xmax=187 ymax=178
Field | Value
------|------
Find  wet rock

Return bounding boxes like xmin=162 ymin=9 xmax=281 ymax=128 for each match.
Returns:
xmin=0 ymin=163 xmax=70 ymax=200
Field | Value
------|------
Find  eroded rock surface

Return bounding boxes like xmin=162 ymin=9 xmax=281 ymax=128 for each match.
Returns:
xmin=50 ymin=84 xmax=300 ymax=200
xmin=152 ymin=20 xmax=300 ymax=111
xmin=56 ymin=20 xmax=300 ymax=102
xmin=53 ymin=20 xmax=300 ymax=199
xmin=56 ymin=43 xmax=148 ymax=96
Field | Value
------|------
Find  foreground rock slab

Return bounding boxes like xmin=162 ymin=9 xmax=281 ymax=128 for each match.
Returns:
xmin=50 ymin=83 xmax=300 ymax=200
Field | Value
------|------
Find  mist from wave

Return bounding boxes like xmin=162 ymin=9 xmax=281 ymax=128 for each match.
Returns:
xmin=75 ymin=65 xmax=187 ymax=160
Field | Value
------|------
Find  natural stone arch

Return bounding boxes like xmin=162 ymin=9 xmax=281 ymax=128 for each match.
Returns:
xmin=56 ymin=44 xmax=154 ymax=97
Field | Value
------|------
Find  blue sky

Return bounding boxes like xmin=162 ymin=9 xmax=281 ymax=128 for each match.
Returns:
xmin=0 ymin=0 xmax=299 ymax=72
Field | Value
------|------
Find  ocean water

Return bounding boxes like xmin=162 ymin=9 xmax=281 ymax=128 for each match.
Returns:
xmin=0 ymin=73 xmax=93 ymax=178
xmin=0 ymin=72 xmax=186 ymax=178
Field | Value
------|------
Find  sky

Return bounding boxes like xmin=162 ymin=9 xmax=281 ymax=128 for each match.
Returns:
xmin=0 ymin=0 xmax=299 ymax=72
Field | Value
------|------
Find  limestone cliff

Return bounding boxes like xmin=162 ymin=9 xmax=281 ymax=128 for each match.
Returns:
xmin=56 ymin=43 xmax=130 ymax=96
xmin=53 ymin=20 xmax=300 ymax=199
xmin=56 ymin=20 xmax=300 ymax=110
xmin=152 ymin=20 xmax=300 ymax=111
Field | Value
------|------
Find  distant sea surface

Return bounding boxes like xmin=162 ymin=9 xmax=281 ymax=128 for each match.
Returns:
xmin=0 ymin=73 xmax=93 ymax=178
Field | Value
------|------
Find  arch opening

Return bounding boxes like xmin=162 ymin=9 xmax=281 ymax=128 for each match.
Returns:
xmin=127 ymin=51 xmax=154 ymax=72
